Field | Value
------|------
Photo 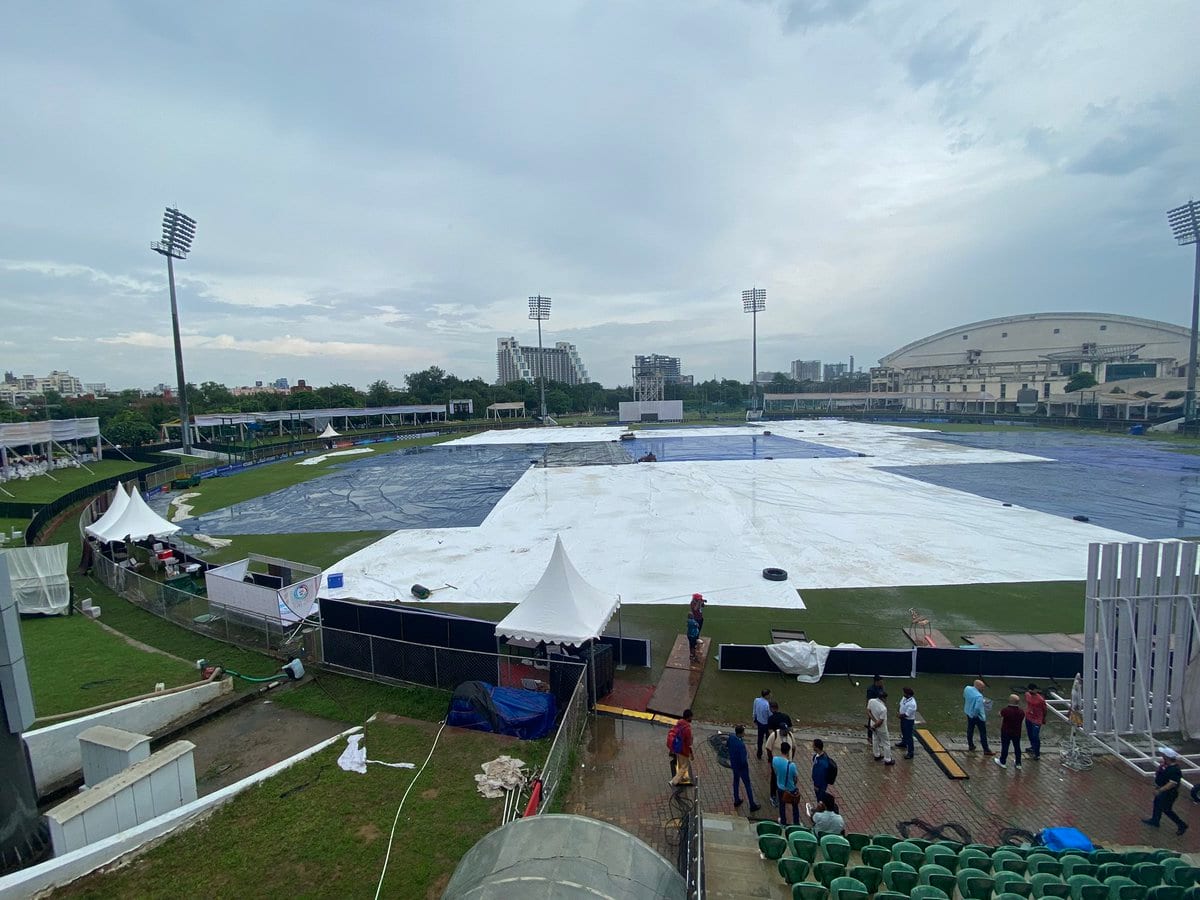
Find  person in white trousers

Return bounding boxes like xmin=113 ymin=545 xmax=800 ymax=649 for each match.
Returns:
xmin=867 ymin=692 xmax=896 ymax=765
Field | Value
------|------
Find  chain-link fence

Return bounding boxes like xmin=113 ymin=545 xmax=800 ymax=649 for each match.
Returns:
xmin=537 ymin=665 xmax=589 ymax=813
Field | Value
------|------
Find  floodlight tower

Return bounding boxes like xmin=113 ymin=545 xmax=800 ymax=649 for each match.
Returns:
xmin=1168 ymin=201 xmax=1200 ymax=424
xmin=742 ymin=287 xmax=766 ymax=412
xmin=528 ymin=294 xmax=552 ymax=423
xmin=152 ymin=207 xmax=197 ymax=453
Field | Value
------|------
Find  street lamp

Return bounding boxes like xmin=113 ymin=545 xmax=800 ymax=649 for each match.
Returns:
xmin=528 ymin=294 xmax=552 ymax=423
xmin=1168 ymin=201 xmax=1200 ymax=424
xmin=742 ymin=287 xmax=766 ymax=413
xmin=151 ymin=207 xmax=197 ymax=453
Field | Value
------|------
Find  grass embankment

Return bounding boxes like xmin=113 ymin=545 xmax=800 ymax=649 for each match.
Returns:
xmin=427 ymin=579 xmax=1084 ymax=735
xmin=0 ymin=460 xmax=149 ymax=503
xmin=60 ymin=716 xmax=547 ymax=900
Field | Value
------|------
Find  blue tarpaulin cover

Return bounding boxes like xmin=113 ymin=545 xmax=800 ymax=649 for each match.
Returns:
xmin=447 ymin=682 xmax=557 ymax=741
xmin=1039 ymin=826 xmax=1094 ymax=852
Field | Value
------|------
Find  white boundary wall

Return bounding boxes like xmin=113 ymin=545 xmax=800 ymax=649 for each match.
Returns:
xmin=24 ymin=680 xmax=230 ymax=794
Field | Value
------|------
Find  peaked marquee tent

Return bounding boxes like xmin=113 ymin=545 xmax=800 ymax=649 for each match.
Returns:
xmin=85 ymin=487 xmax=180 ymax=543
xmin=495 ymin=535 xmax=619 ymax=647
xmin=318 ymin=423 xmax=340 ymax=439
xmin=84 ymin=482 xmax=130 ymax=540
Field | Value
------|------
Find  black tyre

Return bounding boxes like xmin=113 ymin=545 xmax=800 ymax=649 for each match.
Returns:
xmin=762 ymin=567 xmax=788 ymax=582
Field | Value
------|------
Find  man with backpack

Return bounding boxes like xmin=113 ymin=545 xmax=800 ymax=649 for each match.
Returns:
xmin=812 ymin=738 xmax=838 ymax=802
xmin=667 ymin=709 xmax=695 ymax=787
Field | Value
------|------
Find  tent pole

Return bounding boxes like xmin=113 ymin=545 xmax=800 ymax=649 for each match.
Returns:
xmin=589 ymin=640 xmax=597 ymax=710
xmin=617 ymin=597 xmax=624 ymax=670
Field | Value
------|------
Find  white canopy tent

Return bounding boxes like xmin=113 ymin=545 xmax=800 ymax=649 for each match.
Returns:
xmin=84 ymin=482 xmax=130 ymax=540
xmin=2 ymin=544 xmax=70 ymax=614
xmin=86 ymin=488 xmax=180 ymax=542
xmin=495 ymin=535 xmax=620 ymax=648
xmin=319 ymin=423 xmax=340 ymax=439
xmin=0 ymin=418 xmax=102 ymax=480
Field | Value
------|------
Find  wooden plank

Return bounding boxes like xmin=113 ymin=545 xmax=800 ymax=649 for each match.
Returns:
xmin=771 ymin=629 xmax=808 ymax=644
xmin=968 ymin=633 xmax=1019 ymax=650
xmin=916 ymin=729 xmax=967 ymax=780
xmin=665 ymin=635 xmax=710 ymax=670
xmin=903 ymin=626 xmax=952 ymax=648
xmin=647 ymin=666 xmax=704 ymax=719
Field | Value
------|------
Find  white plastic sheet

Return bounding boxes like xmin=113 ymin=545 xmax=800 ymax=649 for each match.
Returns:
xmin=335 ymin=734 xmax=415 ymax=775
xmin=2 ymin=544 xmax=70 ymax=614
xmin=765 ymin=641 xmax=831 ymax=683
xmin=475 ymin=755 xmax=527 ymax=799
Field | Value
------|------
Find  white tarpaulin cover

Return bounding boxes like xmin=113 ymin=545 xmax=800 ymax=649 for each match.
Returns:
xmin=0 ymin=418 xmax=100 ymax=450
xmin=2 ymin=544 xmax=70 ymax=614
xmin=335 ymin=734 xmax=415 ymax=775
xmin=764 ymin=640 xmax=865 ymax=683
xmin=87 ymin=488 xmax=180 ymax=542
xmin=494 ymin=535 xmax=619 ymax=647
xmin=318 ymin=423 xmax=340 ymax=438
xmin=84 ymin=482 xmax=130 ymax=540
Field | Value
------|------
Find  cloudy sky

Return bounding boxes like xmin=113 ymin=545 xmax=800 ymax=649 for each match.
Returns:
xmin=1 ymin=1 xmax=1197 ymax=390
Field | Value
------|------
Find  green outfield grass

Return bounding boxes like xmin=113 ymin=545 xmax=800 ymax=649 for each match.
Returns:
xmin=201 ymin=531 xmax=390 ymax=569
xmin=60 ymin=716 xmax=549 ymax=900
xmin=0 ymin=459 xmax=149 ymax=503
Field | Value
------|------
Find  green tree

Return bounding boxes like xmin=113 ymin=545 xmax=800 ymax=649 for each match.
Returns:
xmin=103 ymin=410 xmax=157 ymax=447
xmin=1065 ymin=372 xmax=1098 ymax=393
xmin=366 ymin=379 xmax=399 ymax=406
xmin=405 ymin=366 xmax=447 ymax=402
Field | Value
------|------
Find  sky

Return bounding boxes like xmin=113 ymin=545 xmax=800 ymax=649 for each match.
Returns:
xmin=1 ymin=0 xmax=1198 ymax=390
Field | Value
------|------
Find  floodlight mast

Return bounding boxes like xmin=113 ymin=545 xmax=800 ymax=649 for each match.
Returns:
xmin=742 ymin=287 xmax=766 ymax=412
xmin=1168 ymin=201 xmax=1200 ymax=425
xmin=151 ymin=207 xmax=197 ymax=454
xmin=528 ymin=295 xmax=552 ymax=424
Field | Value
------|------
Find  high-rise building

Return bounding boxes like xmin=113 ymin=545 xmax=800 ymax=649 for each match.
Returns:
xmin=496 ymin=337 xmax=590 ymax=386
xmin=823 ymin=362 xmax=849 ymax=381
xmin=791 ymin=359 xmax=821 ymax=382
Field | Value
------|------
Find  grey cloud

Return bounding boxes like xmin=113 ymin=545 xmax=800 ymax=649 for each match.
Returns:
xmin=905 ymin=23 xmax=982 ymax=88
xmin=779 ymin=0 xmax=872 ymax=31
xmin=1067 ymin=127 xmax=1174 ymax=177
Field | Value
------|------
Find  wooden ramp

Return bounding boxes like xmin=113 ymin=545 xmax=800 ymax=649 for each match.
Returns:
xmin=917 ymin=728 xmax=968 ymax=780
xmin=903 ymin=626 xmax=954 ymax=648
xmin=647 ymin=635 xmax=710 ymax=719
xmin=962 ymin=632 xmax=1086 ymax=652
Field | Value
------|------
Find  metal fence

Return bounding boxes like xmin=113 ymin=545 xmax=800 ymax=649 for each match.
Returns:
xmin=537 ymin=665 xmax=589 ymax=814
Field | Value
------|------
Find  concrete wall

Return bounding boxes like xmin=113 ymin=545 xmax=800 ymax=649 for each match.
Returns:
xmin=24 ymin=680 xmax=230 ymax=794
xmin=618 ymin=400 xmax=684 ymax=423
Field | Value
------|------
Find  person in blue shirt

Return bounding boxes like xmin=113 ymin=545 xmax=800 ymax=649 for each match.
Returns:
xmin=811 ymin=738 xmax=832 ymax=801
xmin=727 ymin=725 xmax=761 ymax=813
xmin=772 ymin=741 xmax=801 ymax=825
xmin=686 ymin=615 xmax=700 ymax=663
xmin=963 ymin=679 xmax=994 ymax=755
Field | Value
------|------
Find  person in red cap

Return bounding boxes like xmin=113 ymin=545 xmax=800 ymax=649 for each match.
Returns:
xmin=690 ymin=592 xmax=707 ymax=633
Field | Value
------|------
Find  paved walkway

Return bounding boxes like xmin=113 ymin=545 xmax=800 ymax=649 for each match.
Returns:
xmin=564 ymin=716 xmax=1199 ymax=860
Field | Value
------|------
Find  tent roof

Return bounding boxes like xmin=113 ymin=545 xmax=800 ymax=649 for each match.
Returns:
xmin=88 ymin=487 xmax=180 ymax=542
xmin=494 ymin=535 xmax=618 ymax=647
xmin=319 ymin=423 xmax=340 ymax=438
xmin=84 ymin=482 xmax=130 ymax=539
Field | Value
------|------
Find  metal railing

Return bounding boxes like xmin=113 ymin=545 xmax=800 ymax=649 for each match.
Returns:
xmin=672 ymin=786 xmax=705 ymax=899
xmin=536 ymin=664 xmax=589 ymax=813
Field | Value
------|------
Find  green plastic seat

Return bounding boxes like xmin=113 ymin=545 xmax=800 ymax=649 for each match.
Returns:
xmin=1183 ymin=888 xmax=1200 ymax=900
xmin=910 ymin=839 xmax=934 ymax=851
xmin=847 ymin=832 xmax=872 ymax=852
xmin=921 ymin=863 xmax=958 ymax=896
xmin=790 ymin=831 xmax=820 ymax=863
xmin=1168 ymin=870 xmax=1200 ymax=889
xmin=822 ymin=834 xmax=853 ymax=865
xmin=794 ymin=884 xmax=830 ymax=900
xmin=1147 ymin=889 xmax=1185 ymax=900
xmin=962 ymin=850 xmax=996 ymax=875
xmin=787 ymin=824 xmax=815 ymax=838
xmin=1107 ymin=875 xmax=1148 ymax=900
xmin=1092 ymin=853 xmax=1122 ymax=866
xmin=958 ymin=866 xmax=997 ymax=900
xmin=831 ymin=875 xmax=870 ymax=900
xmin=966 ymin=844 xmax=995 ymax=853
xmin=1062 ymin=851 xmax=1091 ymax=860
xmin=1133 ymin=866 xmax=1167 ymax=889
xmin=1031 ymin=873 xmax=1070 ymax=899
xmin=862 ymin=846 xmax=892 ymax=869
xmin=875 ymin=892 xmax=907 ymax=900
xmin=849 ymin=865 xmax=883 ymax=895
xmin=873 ymin=835 xmax=901 ymax=850
xmin=779 ymin=857 xmax=811 ymax=886
xmin=911 ymin=887 xmax=951 ymax=900
xmin=1125 ymin=855 xmax=1153 ymax=867
xmin=757 ymin=821 xmax=785 ymax=837
xmin=883 ymin=862 xmax=919 ymax=895
xmin=1100 ymin=866 xmax=1133 ymax=882
xmin=1069 ymin=874 xmax=1109 ymax=900
xmin=760 ymin=834 xmax=788 ymax=860
xmin=815 ymin=862 xmax=848 ymax=889
xmin=995 ymin=871 xmax=1033 ymax=897
xmin=994 ymin=852 xmax=1030 ymax=876
xmin=1062 ymin=859 xmax=1099 ymax=879
xmin=927 ymin=845 xmax=960 ymax=873
xmin=1033 ymin=861 xmax=1067 ymax=878
xmin=936 ymin=840 xmax=966 ymax=854
xmin=1000 ymin=893 xmax=1032 ymax=900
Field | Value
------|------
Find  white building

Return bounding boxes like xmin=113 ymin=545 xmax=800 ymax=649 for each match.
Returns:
xmin=1 ymin=370 xmax=86 ymax=399
xmin=496 ymin=337 xmax=590 ymax=386
xmin=872 ymin=312 xmax=1191 ymax=411
xmin=791 ymin=359 xmax=821 ymax=381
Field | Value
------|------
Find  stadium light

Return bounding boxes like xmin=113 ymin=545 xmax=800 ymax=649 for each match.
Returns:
xmin=742 ymin=287 xmax=766 ymax=414
xmin=1168 ymin=201 xmax=1200 ymax=424
xmin=151 ymin=207 xmax=198 ymax=453
xmin=528 ymin=294 xmax=552 ymax=423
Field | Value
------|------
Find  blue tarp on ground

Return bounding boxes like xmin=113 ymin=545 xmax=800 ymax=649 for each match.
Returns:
xmin=621 ymin=434 xmax=857 ymax=462
xmin=447 ymin=682 xmax=557 ymax=741
xmin=886 ymin=431 xmax=1200 ymax=539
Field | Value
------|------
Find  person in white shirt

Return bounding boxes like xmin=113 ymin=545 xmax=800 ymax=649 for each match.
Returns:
xmin=808 ymin=794 xmax=846 ymax=836
xmin=867 ymin=692 xmax=895 ymax=765
xmin=897 ymin=687 xmax=917 ymax=760
xmin=764 ymin=724 xmax=797 ymax=806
